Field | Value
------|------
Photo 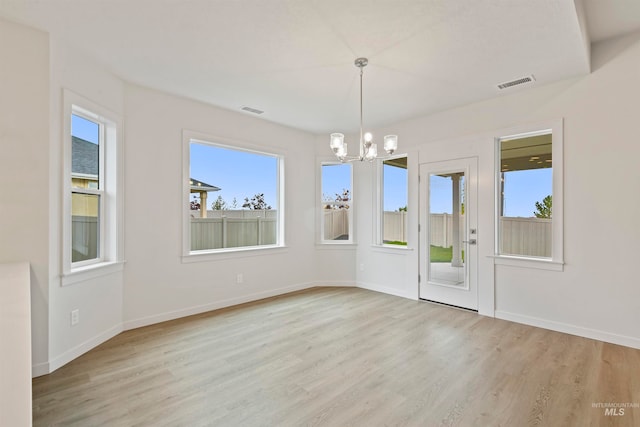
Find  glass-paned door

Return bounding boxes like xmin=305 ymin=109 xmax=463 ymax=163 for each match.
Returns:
xmin=419 ymin=157 xmax=478 ymax=310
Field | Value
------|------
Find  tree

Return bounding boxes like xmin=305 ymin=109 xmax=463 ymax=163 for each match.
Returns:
xmin=230 ymin=197 xmax=238 ymax=209
xmin=190 ymin=196 xmax=201 ymax=211
xmin=323 ymin=189 xmax=350 ymax=209
xmin=335 ymin=189 xmax=350 ymax=203
xmin=534 ymin=195 xmax=552 ymax=218
xmin=211 ymin=195 xmax=227 ymax=210
xmin=398 ymin=206 xmax=407 ymax=212
xmin=242 ymin=193 xmax=272 ymax=210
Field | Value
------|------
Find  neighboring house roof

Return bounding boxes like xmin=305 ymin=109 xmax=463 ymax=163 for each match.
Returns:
xmin=190 ymin=178 xmax=221 ymax=193
xmin=72 ymin=136 xmax=98 ymax=177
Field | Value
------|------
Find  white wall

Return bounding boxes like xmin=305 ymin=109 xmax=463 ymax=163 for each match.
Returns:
xmin=4 ymin=16 xmax=640 ymax=378
xmin=1 ymin=18 xmax=353 ymax=375
xmin=0 ymin=18 xmax=50 ymax=371
xmin=354 ymin=154 xmax=420 ymax=299
xmin=355 ymin=30 xmax=640 ymax=348
xmin=43 ymin=37 xmax=127 ymax=374
xmin=122 ymin=85 xmax=322 ymax=328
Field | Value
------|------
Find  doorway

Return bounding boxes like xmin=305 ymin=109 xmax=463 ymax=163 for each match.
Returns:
xmin=419 ymin=157 xmax=478 ymax=310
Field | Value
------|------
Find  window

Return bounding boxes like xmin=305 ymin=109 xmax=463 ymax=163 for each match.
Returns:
xmin=496 ymin=122 xmax=563 ymax=266
xmin=380 ymin=156 xmax=408 ymax=246
xmin=321 ymin=162 xmax=352 ymax=243
xmin=63 ymin=90 xmax=122 ymax=279
xmin=185 ymin=137 xmax=283 ymax=254
xmin=71 ymin=113 xmax=102 ymax=264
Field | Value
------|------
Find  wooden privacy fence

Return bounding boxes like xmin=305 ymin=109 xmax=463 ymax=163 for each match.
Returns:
xmin=324 ymin=209 xmax=349 ymax=240
xmin=67 ymin=210 xmax=550 ymax=254
xmin=191 ymin=216 xmax=277 ymax=250
xmin=386 ymin=213 xmax=551 ymax=257
xmin=383 ymin=211 xmax=407 ymax=242
xmin=201 ymin=210 xmax=277 ymax=219
xmin=500 ymin=217 xmax=551 ymax=257
xmin=427 ymin=213 xmax=551 ymax=257
xmin=71 ymin=216 xmax=98 ymax=262
xmin=429 ymin=213 xmax=465 ymax=248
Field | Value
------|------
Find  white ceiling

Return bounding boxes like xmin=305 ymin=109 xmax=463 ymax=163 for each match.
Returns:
xmin=1 ymin=0 xmax=640 ymax=134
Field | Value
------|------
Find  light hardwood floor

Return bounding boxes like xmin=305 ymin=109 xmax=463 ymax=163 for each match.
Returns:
xmin=33 ymin=287 xmax=640 ymax=426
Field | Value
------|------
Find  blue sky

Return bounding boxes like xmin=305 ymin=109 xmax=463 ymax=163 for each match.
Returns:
xmin=430 ymin=169 xmax=551 ymax=217
xmin=502 ymin=169 xmax=552 ymax=217
xmin=191 ymin=143 xmax=277 ymax=209
xmin=73 ymin=115 xmax=549 ymax=216
xmin=430 ymin=174 xmax=461 ymax=214
xmin=383 ymin=163 xmax=408 ymax=211
xmin=72 ymin=114 xmax=99 ymax=144
xmin=322 ymin=163 xmax=351 ymax=203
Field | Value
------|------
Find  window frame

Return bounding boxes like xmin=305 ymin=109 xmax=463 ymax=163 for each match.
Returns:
xmin=182 ymin=130 xmax=285 ymax=258
xmin=70 ymin=111 xmax=105 ymax=268
xmin=62 ymin=90 xmax=123 ymax=284
xmin=494 ymin=119 xmax=564 ymax=270
xmin=375 ymin=154 xmax=409 ymax=248
xmin=318 ymin=160 xmax=354 ymax=244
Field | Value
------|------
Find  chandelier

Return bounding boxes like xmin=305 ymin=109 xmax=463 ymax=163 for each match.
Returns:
xmin=329 ymin=57 xmax=398 ymax=162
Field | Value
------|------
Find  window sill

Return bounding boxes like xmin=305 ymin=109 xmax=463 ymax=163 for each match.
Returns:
xmin=62 ymin=261 xmax=125 ymax=286
xmin=490 ymin=255 xmax=564 ymax=271
xmin=315 ymin=243 xmax=357 ymax=250
xmin=371 ymin=245 xmax=414 ymax=254
xmin=182 ymin=245 xmax=288 ymax=263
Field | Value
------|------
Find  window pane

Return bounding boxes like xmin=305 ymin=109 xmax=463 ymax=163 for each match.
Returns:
xmin=382 ymin=157 xmax=408 ymax=245
xmin=72 ymin=193 xmax=100 ymax=262
xmin=321 ymin=163 xmax=351 ymax=241
xmin=190 ymin=142 xmax=279 ymax=251
xmin=429 ymin=172 xmax=465 ymax=286
xmin=71 ymin=114 xmax=100 ymax=189
xmin=499 ymin=132 xmax=552 ymax=257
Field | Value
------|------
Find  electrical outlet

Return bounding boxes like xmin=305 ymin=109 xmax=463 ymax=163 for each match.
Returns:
xmin=236 ymin=273 xmax=243 ymax=284
xmin=71 ymin=309 xmax=79 ymax=326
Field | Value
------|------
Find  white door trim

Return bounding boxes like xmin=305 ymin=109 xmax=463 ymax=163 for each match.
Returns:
xmin=419 ymin=157 xmax=478 ymax=310
xmin=416 ymin=131 xmax=496 ymax=316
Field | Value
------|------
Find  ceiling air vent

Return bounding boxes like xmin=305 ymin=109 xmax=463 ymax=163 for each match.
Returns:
xmin=497 ymin=75 xmax=536 ymax=90
xmin=241 ymin=106 xmax=264 ymax=115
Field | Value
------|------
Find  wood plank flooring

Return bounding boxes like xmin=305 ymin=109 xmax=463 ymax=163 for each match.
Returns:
xmin=33 ymin=287 xmax=640 ymax=426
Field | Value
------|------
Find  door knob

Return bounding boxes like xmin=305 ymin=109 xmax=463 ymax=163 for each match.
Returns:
xmin=462 ymin=239 xmax=477 ymax=245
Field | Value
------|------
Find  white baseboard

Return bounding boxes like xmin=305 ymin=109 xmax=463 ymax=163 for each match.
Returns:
xmin=34 ymin=323 xmax=123 ymax=377
xmin=357 ymin=281 xmax=414 ymax=300
xmin=316 ymin=281 xmax=356 ymax=288
xmin=123 ymin=282 xmax=317 ymax=331
xmin=495 ymin=310 xmax=640 ymax=350
xmin=31 ymin=361 xmax=50 ymax=378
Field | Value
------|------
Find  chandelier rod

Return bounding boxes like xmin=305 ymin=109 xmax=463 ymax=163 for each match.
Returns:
xmin=359 ymin=62 xmax=364 ymax=159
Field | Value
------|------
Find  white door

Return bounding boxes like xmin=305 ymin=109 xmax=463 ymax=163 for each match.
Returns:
xmin=419 ymin=157 xmax=478 ymax=310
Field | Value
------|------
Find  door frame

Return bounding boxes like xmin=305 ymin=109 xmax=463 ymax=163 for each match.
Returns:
xmin=419 ymin=157 xmax=479 ymax=310
xmin=416 ymin=134 xmax=496 ymax=317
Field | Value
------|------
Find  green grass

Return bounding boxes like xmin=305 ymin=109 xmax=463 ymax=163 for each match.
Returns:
xmin=384 ymin=240 xmax=408 ymax=246
xmin=382 ymin=242 xmax=464 ymax=263
xmin=430 ymin=245 xmax=464 ymax=263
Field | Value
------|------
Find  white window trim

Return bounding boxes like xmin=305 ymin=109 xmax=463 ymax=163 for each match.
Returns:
xmin=493 ymin=119 xmax=564 ymax=270
xmin=62 ymin=89 xmax=124 ymax=284
xmin=373 ymin=153 xmax=409 ymax=249
xmin=318 ymin=159 xmax=354 ymax=244
xmin=182 ymin=130 xmax=286 ymax=258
